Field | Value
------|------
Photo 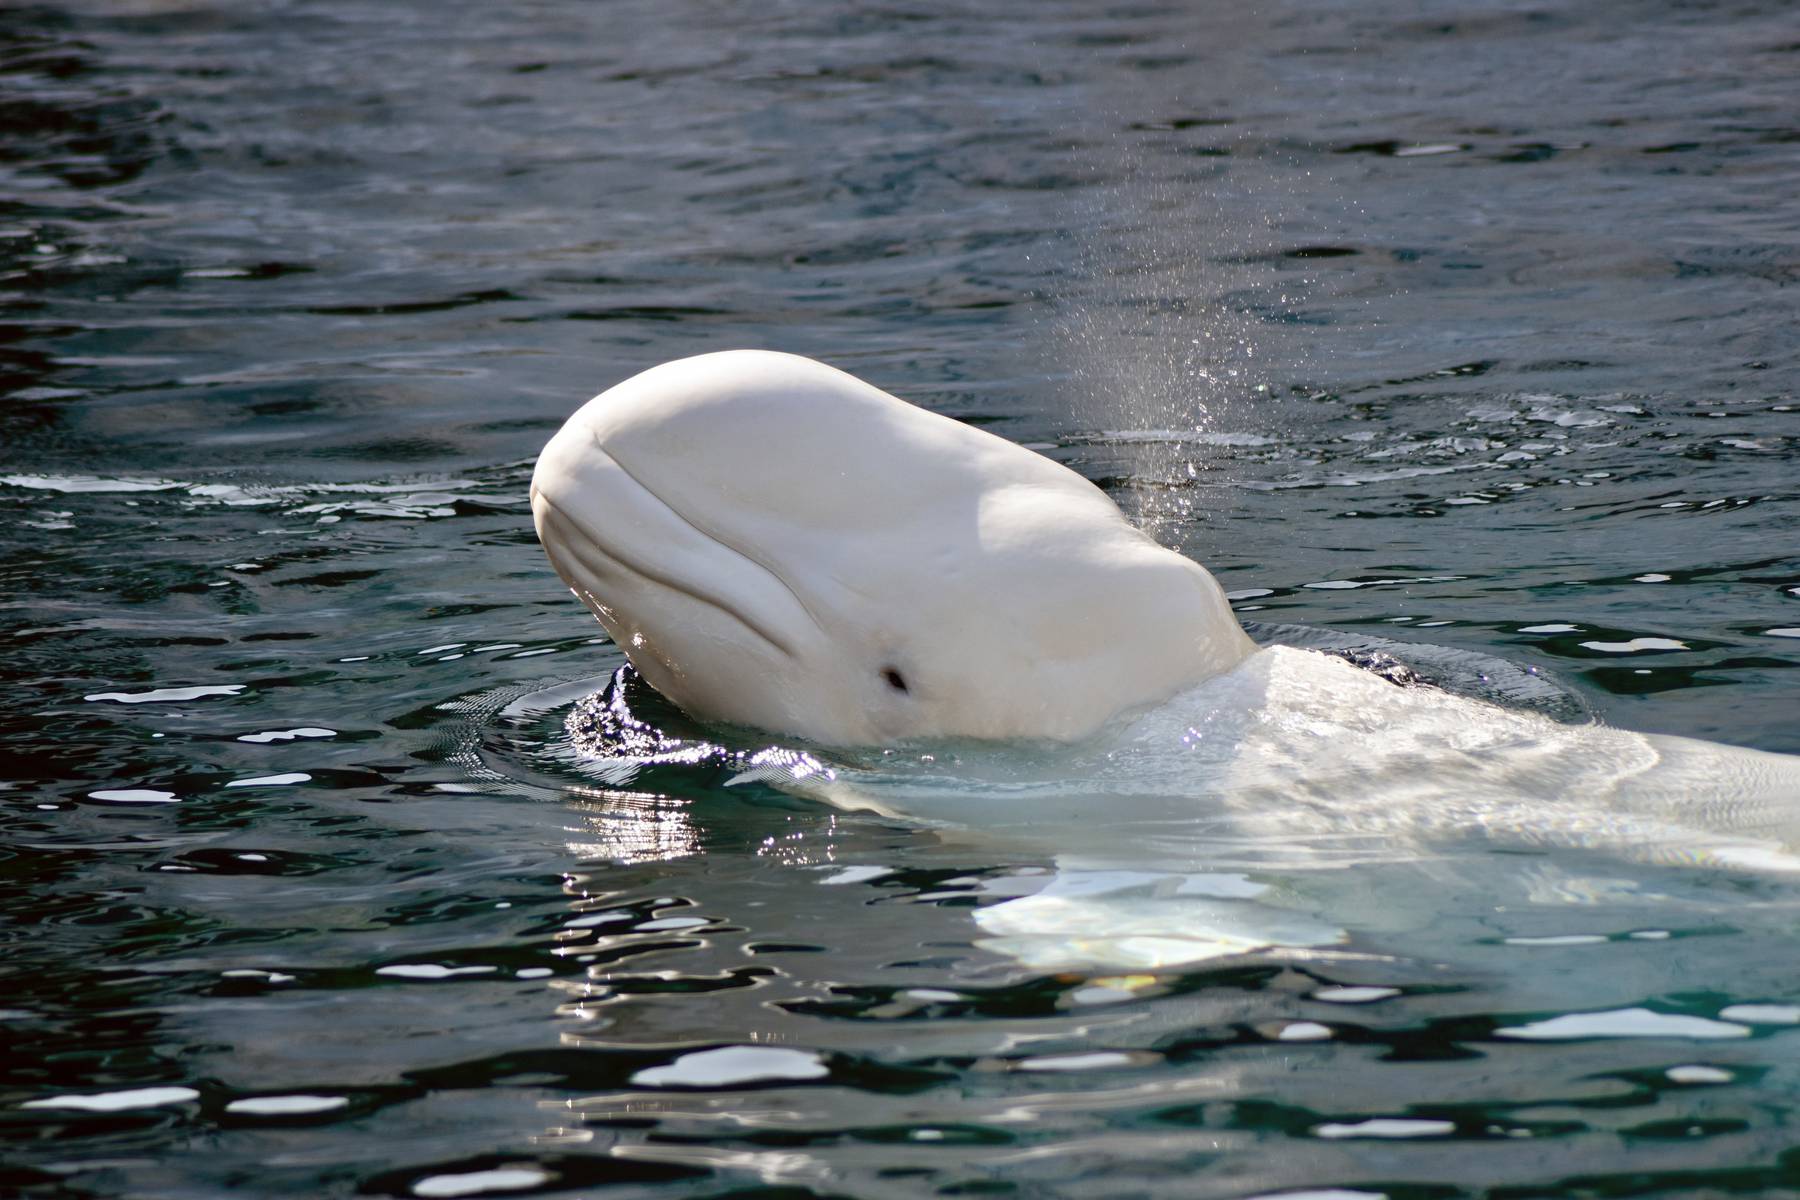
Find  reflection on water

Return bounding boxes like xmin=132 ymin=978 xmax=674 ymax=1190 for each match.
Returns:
xmin=564 ymin=790 xmax=699 ymax=865
xmin=3 ymin=0 xmax=1797 ymax=1196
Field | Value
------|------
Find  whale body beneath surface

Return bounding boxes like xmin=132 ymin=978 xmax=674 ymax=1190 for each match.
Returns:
xmin=533 ymin=350 xmax=1800 ymax=969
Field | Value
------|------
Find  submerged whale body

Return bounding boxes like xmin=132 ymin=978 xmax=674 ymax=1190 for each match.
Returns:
xmin=531 ymin=349 xmax=1254 ymax=745
xmin=560 ymin=641 xmax=1800 ymax=970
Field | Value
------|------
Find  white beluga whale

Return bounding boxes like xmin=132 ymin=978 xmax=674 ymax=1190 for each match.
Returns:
xmin=533 ymin=350 xmax=1800 ymax=972
xmin=531 ymin=349 xmax=1254 ymax=746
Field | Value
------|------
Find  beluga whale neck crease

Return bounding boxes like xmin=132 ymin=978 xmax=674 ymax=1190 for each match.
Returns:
xmin=530 ymin=349 xmax=1255 ymax=746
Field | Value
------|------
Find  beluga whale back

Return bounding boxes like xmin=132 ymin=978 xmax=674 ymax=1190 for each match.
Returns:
xmin=531 ymin=350 xmax=1255 ymax=746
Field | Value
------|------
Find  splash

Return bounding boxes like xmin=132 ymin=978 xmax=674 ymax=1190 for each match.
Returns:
xmin=1047 ymin=117 xmax=1314 ymax=542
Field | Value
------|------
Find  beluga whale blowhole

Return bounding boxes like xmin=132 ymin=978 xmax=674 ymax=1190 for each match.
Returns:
xmin=531 ymin=349 xmax=1255 ymax=747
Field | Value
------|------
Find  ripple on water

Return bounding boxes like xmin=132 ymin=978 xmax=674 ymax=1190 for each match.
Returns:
xmin=236 ymin=727 xmax=335 ymax=743
xmin=83 ymin=684 xmax=247 ymax=703
xmin=1579 ymin=637 xmax=1688 ymax=654
xmin=376 ymin=964 xmax=500 ymax=981
xmin=86 ymin=788 xmax=179 ymax=804
xmin=22 ymin=1086 xmax=199 ymax=1112
xmin=1717 ymin=1004 xmax=1800 ymax=1025
xmin=223 ymin=1094 xmax=349 ymax=1116
xmin=629 ymin=1046 xmax=830 ymax=1088
xmin=1495 ymin=1009 xmax=1751 ymax=1041
xmin=1312 ymin=1117 xmax=1456 ymax=1139
xmin=410 ymin=1167 xmax=552 ymax=1199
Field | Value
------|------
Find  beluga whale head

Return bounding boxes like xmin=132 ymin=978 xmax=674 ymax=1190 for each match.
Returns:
xmin=531 ymin=350 xmax=1255 ymax=746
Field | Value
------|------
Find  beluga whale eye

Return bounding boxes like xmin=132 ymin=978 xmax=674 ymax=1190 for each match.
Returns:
xmin=881 ymin=667 xmax=909 ymax=694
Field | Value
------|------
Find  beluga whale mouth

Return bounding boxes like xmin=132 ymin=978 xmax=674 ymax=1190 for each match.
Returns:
xmin=530 ymin=349 xmax=1256 ymax=747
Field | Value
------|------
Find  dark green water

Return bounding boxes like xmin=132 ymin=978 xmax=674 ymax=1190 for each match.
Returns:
xmin=3 ymin=1 xmax=1797 ymax=1197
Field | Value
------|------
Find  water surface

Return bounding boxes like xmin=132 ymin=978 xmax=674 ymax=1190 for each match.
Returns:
xmin=3 ymin=1 xmax=1798 ymax=1197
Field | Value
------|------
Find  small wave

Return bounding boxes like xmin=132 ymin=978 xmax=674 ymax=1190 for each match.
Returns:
xmin=1091 ymin=429 xmax=1279 ymax=447
xmin=2 ymin=473 xmax=184 ymax=493
xmin=2 ymin=470 xmax=524 ymax=521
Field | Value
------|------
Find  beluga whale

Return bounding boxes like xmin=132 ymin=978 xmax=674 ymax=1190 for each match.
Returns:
xmin=531 ymin=349 xmax=1255 ymax=746
xmin=530 ymin=350 xmax=1800 ymax=970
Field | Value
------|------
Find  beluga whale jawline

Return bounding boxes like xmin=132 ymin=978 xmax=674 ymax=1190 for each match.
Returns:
xmin=531 ymin=349 xmax=1255 ymax=747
